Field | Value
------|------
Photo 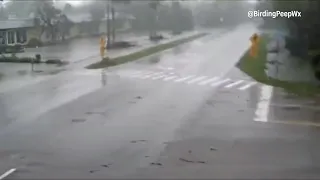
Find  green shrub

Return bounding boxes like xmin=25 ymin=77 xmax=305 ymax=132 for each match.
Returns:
xmin=0 ymin=56 xmax=40 ymax=63
xmin=45 ymin=59 xmax=63 ymax=64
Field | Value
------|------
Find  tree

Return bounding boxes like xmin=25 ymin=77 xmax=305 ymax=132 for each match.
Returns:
xmin=89 ymin=1 xmax=105 ymax=35
xmin=110 ymin=0 xmax=131 ymax=43
xmin=63 ymin=3 xmax=72 ymax=13
xmin=0 ymin=5 xmax=8 ymax=20
xmin=36 ymin=1 xmax=63 ymax=41
xmin=4 ymin=1 xmax=35 ymax=18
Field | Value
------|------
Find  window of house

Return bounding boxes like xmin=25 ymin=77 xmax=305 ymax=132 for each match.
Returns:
xmin=0 ymin=31 xmax=6 ymax=45
xmin=7 ymin=31 xmax=15 ymax=45
xmin=16 ymin=29 xmax=27 ymax=43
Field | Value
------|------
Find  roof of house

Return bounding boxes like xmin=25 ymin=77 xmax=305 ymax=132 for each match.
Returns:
xmin=0 ymin=19 xmax=34 ymax=30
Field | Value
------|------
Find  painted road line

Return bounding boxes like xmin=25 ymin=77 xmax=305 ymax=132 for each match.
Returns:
xmin=152 ymin=74 xmax=167 ymax=80
xmin=130 ymin=71 xmax=153 ymax=78
xmin=0 ymin=168 xmax=16 ymax=179
xmin=139 ymin=72 xmax=164 ymax=79
xmin=125 ymin=70 xmax=143 ymax=76
xmin=163 ymin=76 xmax=178 ymax=81
xmin=174 ymin=75 xmax=195 ymax=82
xmin=198 ymin=77 xmax=219 ymax=85
xmin=186 ymin=76 xmax=208 ymax=84
xmin=254 ymin=85 xmax=273 ymax=122
xmin=238 ymin=82 xmax=257 ymax=90
xmin=256 ymin=119 xmax=320 ymax=127
xmin=211 ymin=78 xmax=231 ymax=87
xmin=224 ymin=80 xmax=244 ymax=88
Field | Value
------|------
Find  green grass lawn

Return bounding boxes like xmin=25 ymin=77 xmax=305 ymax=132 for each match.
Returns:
xmin=86 ymin=33 xmax=207 ymax=69
xmin=237 ymin=36 xmax=320 ymax=97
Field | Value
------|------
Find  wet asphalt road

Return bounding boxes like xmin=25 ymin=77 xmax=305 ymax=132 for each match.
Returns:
xmin=1 ymin=24 xmax=320 ymax=179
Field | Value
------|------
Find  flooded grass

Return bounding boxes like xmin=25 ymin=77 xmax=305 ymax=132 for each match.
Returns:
xmin=86 ymin=33 xmax=207 ymax=69
xmin=237 ymin=36 xmax=320 ymax=97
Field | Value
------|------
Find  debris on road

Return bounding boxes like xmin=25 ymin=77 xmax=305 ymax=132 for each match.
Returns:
xmin=179 ymin=158 xmax=206 ymax=164
xmin=135 ymin=96 xmax=143 ymax=99
xmin=150 ymin=162 xmax=162 ymax=166
xmin=85 ymin=111 xmax=106 ymax=116
xmin=71 ymin=118 xmax=86 ymax=123
xmin=131 ymin=140 xmax=147 ymax=143
xmin=101 ymin=163 xmax=112 ymax=168
xmin=210 ymin=147 xmax=217 ymax=151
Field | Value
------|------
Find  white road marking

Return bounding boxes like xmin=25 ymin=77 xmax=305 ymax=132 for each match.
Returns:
xmin=254 ymin=85 xmax=273 ymax=122
xmin=126 ymin=70 xmax=143 ymax=76
xmin=152 ymin=74 xmax=167 ymax=80
xmin=139 ymin=72 xmax=164 ymax=79
xmin=163 ymin=76 xmax=178 ymax=81
xmin=224 ymin=80 xmax=244 ymax=88
xmin=174 ymin=75 xmax=195 ymax=82
xmin=198 ymin=77 xmax=219 ymax=85
xmin=0 ymin=168 xmax=16 ymax=179
xmin=211 ymin=78 xmax=231 ymax=86
xmin=238 ymin=82 xmax=257 ymax=90
xmin=186 ymin=76 xmax=208 ymax=84
xmin=130 ymin=71 xmax=153 ymax=78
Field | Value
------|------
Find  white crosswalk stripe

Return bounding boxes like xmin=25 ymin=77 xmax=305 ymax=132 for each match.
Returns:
xmin=139 ymin=72 xmax=164 ymax=79
xmin=113 ymin=69 xmax=257 ymax=91
xmin=198 ymin=77 xmax=219 ymax=85
xmin=152 ymin=74 xmax=167 ymax=80
xmin=174 ymin=75 xmax=195 ymax=82
xmin=224 ymin=80 xmax=244 ymax=88
xmin=163 ymin=76 xmax=178 ymax=81
xmin=126 ymin=70 xmax=143 ymax=76
xmin=238 ymin=82 xmax=257 ymax=90
xmin=187 ymin=76 xmax=207 ymax=84
xmin=211 ymin=78 xmax=231 ymax=86
xmin=130 ymin=71 xmax=153 ymax=78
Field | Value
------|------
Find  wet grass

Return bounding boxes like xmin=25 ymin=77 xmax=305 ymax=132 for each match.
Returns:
xmin=86 ymin=33 xmax=207 ymax=69
xmin=237 ymin=36 xmax=320 ymax=97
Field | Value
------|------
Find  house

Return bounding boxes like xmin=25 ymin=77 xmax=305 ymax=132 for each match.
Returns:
xmin=0 ymin=18 xmax=35 ymax=46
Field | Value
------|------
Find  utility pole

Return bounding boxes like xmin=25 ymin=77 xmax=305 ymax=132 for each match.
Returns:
xmin=106 ymin=0 xmax=111 ymax=48
xmin=111 ymin=4 xmax=115 ymax=44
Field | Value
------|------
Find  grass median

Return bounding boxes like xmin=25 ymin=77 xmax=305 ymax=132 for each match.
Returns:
xmin=86 ymin=33 xmax=207 ymax=69
xmin=237 ymin=36 xmax=320 ymax=97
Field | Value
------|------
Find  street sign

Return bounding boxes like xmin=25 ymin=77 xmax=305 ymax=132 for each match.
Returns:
xmin=100 ymin=36 xmax=106 ymax=58
xmin=249 ymin=33 xmax=259 ymax=58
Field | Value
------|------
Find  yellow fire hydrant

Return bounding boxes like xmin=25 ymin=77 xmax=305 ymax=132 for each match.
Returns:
xmin=250 ymin=33 xmax=260 ymax=58
xmin=100 ymin=36 xmax=106 ymax=59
